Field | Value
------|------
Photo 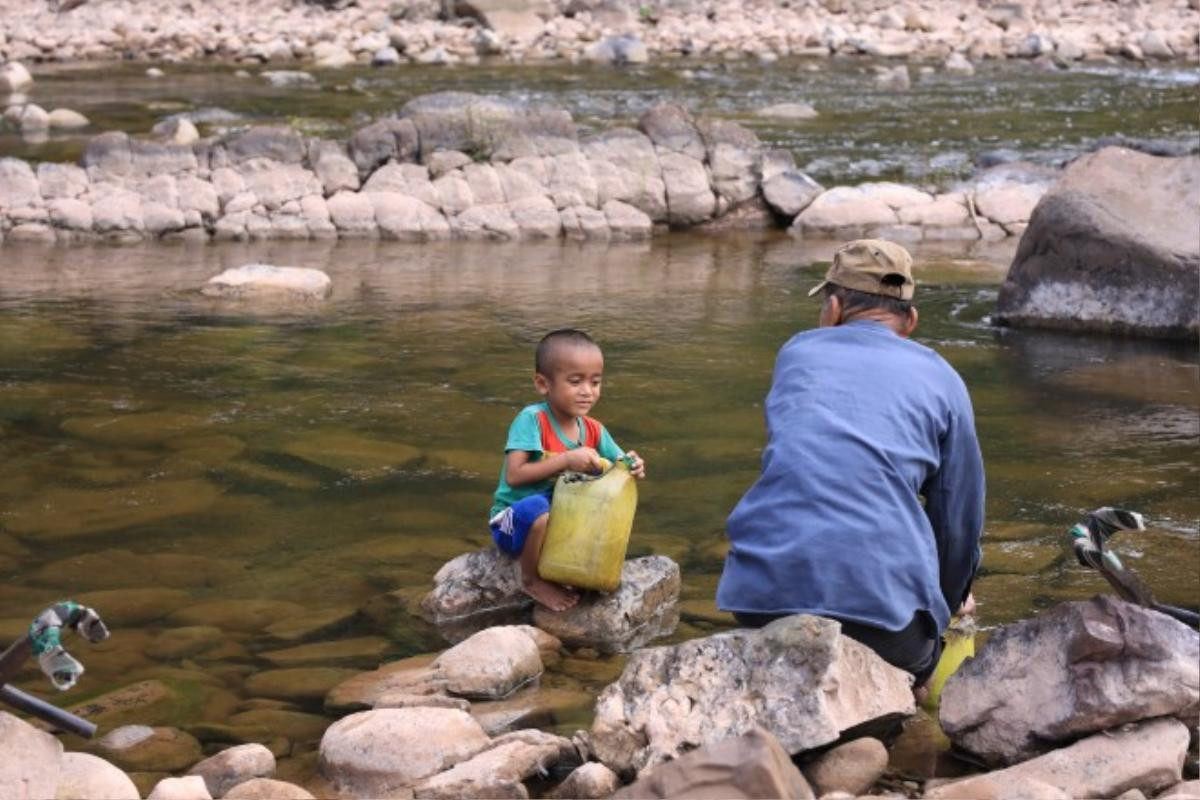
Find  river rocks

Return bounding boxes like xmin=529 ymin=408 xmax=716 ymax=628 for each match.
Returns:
xmin=402 ymin=91 xmax=577 ymax=162
xmin=346 ymin=118 xmax=419 ymax=176
xmin=533 ymin=556 xmax=680 ymax=653
xmin=187 ymin=743 xmax=275 ymax=798
xmin=245 ymin=668 xmax=360 ymax=703
xmin=325 ymin=653 xmax=441 ymax=713
xmin=586 ymin=35 xmax=649 ymax=65
xmin=202 ymin=265 xmax=332 ymax=301
xmin=420 ymin=548 xmax=532 ymax=639
xmin=318 ymin=707 xmax=490 ymax=797
xmin=994 ymin=147 xmax=1200 ymax=339
xmin=755 ymin=103 xmax=819 ymax=120
xmin=55 ymin=752 xmax=140 ymax=800
xmin=612 ymin=726 xmax=814 ymax=799
xmin=590 ymin=614 xmax=914 ymax=776
xmin=940 ymin=596 xmax=1200 ymax=766
xmin=434 ymin=625 xmax=544 ymax=699
xmin=926 ymin=718 xmax=1190 ymax=800
xmin=223 ymin=778 xmax=315 ymax=799
xmin=549 ymin=762 xmax=621 ymax=799
xmin=412 ymin=729 xmax=576 ymax=799
xmin=0 ymin=711 xmax=63 ymax=800
xmin=800 ymin=737 xmax=887 ymax=796
xmin=96 ymin=725 xmax=204 ymax=772
xmin=147 ymin=775 xmax=211 ymax=800
xmin=792 ymin=185 xmax=897 ymax=235
xmin=47 ymin=108 xmax=90 ymax=129
xmin=0 ymin=62 xmax=34 ymax=94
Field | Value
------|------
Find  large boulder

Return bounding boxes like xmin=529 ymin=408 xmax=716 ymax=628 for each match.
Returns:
xmin=994 ymin=147 xmax=1200 ymax=339
xmin=611 ymin=727 xmax=814 ymax=799
xmin=55 ymin=752 xmax=140 ymax=800
xmin=433 ymin=625 xmax=544 ymax=699
xmin=401 ymin=92 xmax=577 ymax=162
xmin=590 ymin=615 xmax=914 ymax=776
xmin=533 ymin=556 xmax=680 ymax=654
xmin=698 ymin=118 xmax=762 ymax=207
xmin=346 ymin=118 xmax=420 ymax=177
xmin=419 ymin=548 xmax=532 ymax=641
xmin=582 ymin=128 xmax=668 ymax=222
xmin=940 ymin=596 xmax=1200 ymax=766
xmin=318 ymin=708 xmax=490 ymax=797
xmin=925 ymin=718 xmax=1190 ymax=800
xmin=0 ymin=712 xmax=63 ymax=800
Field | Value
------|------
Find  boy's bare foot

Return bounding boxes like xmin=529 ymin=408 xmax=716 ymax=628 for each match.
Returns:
xmin=523 ymin=577 xmax=579 ymax=612
xmin=913 ymin=682 xmax=931 ymax=706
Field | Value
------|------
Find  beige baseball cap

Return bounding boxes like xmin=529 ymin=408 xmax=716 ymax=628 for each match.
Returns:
xmin=807 ymin=239 xmax=916 ymax=300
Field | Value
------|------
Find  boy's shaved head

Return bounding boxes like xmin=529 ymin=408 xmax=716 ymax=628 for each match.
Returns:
xmin=535 ymin=329 xmax=599 ymax=376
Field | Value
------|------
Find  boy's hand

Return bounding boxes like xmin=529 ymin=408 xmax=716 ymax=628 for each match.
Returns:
xmin=563 ymin=447 xmax=603 ymax=474
xmin=625 ymin=450 xmax=646 ymax=478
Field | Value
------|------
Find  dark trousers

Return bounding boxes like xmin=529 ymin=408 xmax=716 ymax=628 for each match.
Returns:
xmin=733 ymin=610 xmax=942 ymax=685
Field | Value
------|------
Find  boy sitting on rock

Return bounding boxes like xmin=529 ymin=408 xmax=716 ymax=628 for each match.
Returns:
xmin=489 ymin=329 xmax=645 ymax=612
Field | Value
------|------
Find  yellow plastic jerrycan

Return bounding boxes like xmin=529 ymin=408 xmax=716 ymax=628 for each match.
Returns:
xmin=922 ymin=614 xmax=976 ymax=711
xmin=537 ymin=457 xmax=637 ymax=592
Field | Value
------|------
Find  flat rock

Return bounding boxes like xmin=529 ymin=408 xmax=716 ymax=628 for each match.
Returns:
xmin=755 ymin=103 xmax=819 ymax=120
xmin=325 ymin=653 xmax=440 ymax=713
xmin=533 ymin=556 xmax=680 ymax=654
xmin=434 ymin=625 xmax=543 ymax=699
xmin=994 ymin=147 xmax=1200 ymax=339
xmin=590 ymin=615 xmax=914 ymax=776
xmin=925 ymin=718 xmax=1190 ymax=800
xmin=202 ymin=265 xmax=332 ymax=301
xmin=611 ymin=726 xmax=813 ymax=797
xmin=226 ymin=710 xmax=328 ymax=744
xmin=167 ymin=599 xmax=305 ymax=633
xmin=471 ymin=684 xmax=593 ymax=736
xmin=940 ymin=596 xmax=1200 ymax=766
xmin=187 ymin=743 xmax=275 ymax=798
xmin=259 ymin=636 xmax=391 ymax=669
xmin=96 ymin=725 xmax=204 ymax=772
xmin=763 ymin=172 xmax=823 ymax=219
xmin=412 ymin=729 xmax=574 ymax=799
xmin=279 ymin=431 xmax=421 ymax=476
xmin=420 ymin=549 xmax=532 ymax=640
xmin=55 ymin=752 xmax=140 ymax=800
xmin=74 ymin=588 xmax=192 ymax=627
xmin=318 ymin=708 xmax=490 ymax=797
xmin=0 ymin=711 xmax=63 ymax=800
xmin=244 ymin=668 xmax=362 ymax=703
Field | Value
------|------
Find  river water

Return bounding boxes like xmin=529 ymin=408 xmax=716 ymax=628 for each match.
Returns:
xmin=0 ymin=59 xmax=1197 ymax=786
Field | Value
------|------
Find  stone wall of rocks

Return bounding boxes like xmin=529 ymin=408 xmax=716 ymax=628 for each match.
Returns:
xmin=0 ymin=0 xmax=1196 ymax=67
xmin=0 ymin=91 xmax=1051 ymax=246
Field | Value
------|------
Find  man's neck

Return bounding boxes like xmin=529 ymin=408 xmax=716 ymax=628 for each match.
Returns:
xmin=841 ymin=310 xmax=907 ymax=335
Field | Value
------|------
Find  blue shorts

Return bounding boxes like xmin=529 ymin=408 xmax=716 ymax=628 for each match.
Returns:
xmin=489 ymin=493 xmax=552 ymax=556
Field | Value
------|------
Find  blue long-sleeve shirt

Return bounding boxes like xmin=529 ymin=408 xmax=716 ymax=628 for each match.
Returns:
xmin=716 ymin=320 xmax=985 ymax=634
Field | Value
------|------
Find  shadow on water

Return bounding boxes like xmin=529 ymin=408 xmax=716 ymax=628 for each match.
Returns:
xmin=0 ymin=233 xmax=1195 ymax=781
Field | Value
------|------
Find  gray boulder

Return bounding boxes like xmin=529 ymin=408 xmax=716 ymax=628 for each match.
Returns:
xmin=533 ymin=555 xmax=680 ymax=654
xmin=940 ymin=595 xmax=1200 ymax=766
xmin=699 ymin=118 xmax=762 ymax=207
xmin=637 ymin=104 xmax=705 ymax=162
xmin=433 ymin=625 xmax=544 ymax=699
xmin=220 ymin=127 xmax=306 ymax=166
xmin=590 ymin=615 xmax=915 ymax=776
xmin=420 ymin=548 xmax=532 ymax=641
xmin=582 ymin=128 xmax=668 ymax=222
xmin=762 ymin=171 xmax=823 ymax=219
xmin=346 ymin=117 xmax=420 ymax=177
xmin=995 ymin=146 xmax=1200 ymax=340
xmin=401 ymin=92 xmax=577 ymax=162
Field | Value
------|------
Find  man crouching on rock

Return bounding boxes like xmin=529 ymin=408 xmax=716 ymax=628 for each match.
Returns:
xmin=716 ymin=239 xmax=984 ymax=699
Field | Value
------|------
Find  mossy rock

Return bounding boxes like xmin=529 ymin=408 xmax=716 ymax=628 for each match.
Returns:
xmin=144 ymin=626 xmax=227 ymax=661
xmin=216 ymin=460 xmax=322 ymax=491
xmin=259 ymin=636 xmax=392 ymax=669
xmin=60 ymin=412 xmax=206 ymax=447
xmin=30 ymin=549 xmax=246 ymax=591
xmin=556 ymin=654 xmax=627 ymax=686
xmin=65 ymin=676 xmax=239 ymax=733
xmin=243 ymin=668 xmax=363 ymax=703
xmin=5 ymin=479 xmax=224 ymax=541
xmin=94 ymin=724 xmax=203 ymax=772
xmin=74 ymin=588 xmax=193 ymax=627
xmin=227 ymin=709 xmax=331 ymax=744
xmin=166 ymin=599 xmax=306 ymax=633
xmin=279 ymin=431 xmax=422 ymax=475
xmin=264 ymin=606 xmax=361 ymax=644
xmin=184 ymin=721 xmax=274 ymax=745
xmin=471 ymin=685 xmax=594 ymax=736
xmin=425 ymin=448 xmax=497 ymax=476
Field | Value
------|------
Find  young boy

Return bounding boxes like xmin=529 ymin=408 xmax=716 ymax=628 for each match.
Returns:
xmin=489 ymin=329 xmax=646 ymax=612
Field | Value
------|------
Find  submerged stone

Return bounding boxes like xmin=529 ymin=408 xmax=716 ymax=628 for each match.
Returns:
xmin=260 ymin=636 xmax=391 ymax=669
xmin=280 ymin=432 xmax=421 ymax=475
xmin=96 ymin=724 xmax=204 ymax=772
xmin=244 ymin=668 xmax=362 ymax=703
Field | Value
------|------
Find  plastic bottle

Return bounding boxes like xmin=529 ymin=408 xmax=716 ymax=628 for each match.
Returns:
xmin=538 ymin=458 xmax=637 ymax=592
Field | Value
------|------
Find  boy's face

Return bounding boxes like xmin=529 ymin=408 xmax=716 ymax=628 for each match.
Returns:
xmin=534 ymin=344 xmax=604 ymax=419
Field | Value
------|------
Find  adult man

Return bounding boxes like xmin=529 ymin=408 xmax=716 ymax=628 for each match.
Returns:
xmin=716 ymin=239 xmax=985 ymax=688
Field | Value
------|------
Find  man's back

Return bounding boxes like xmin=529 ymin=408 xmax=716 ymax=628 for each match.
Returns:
xmin=716 ymin=319 xmax=984 ymax=634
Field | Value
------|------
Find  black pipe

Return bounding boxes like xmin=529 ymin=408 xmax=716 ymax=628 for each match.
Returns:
xmin=1154 ymin=603 xmax=1200 ymax=628
xmin=0 ymin=684 xmax=96 ymax=739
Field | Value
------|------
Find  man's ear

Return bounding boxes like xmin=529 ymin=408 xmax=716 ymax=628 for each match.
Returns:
xmin=901 ymin=306 xmax=919 ymax=338
xmin=533 ymin=372 xmax=550 ymax=396
xmin=819 ymin=294 xmax=842 ymax=327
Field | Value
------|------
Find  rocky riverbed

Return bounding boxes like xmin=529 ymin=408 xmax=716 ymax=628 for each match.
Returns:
xmin=1 ymin=0 xmax=1197 ymax=68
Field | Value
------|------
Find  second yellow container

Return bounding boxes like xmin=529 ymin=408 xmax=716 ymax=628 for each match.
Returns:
xmin=538 ymin=459 xmax=638 ymax=592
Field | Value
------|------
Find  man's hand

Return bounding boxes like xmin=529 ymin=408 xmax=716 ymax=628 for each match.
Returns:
xmin=625 ymin=450 xmax=646 ymax=478
xmin=563 ymin=447 xmax=603 ymax=474
xmin=957 ymin=593 xmax=976 ymax=617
